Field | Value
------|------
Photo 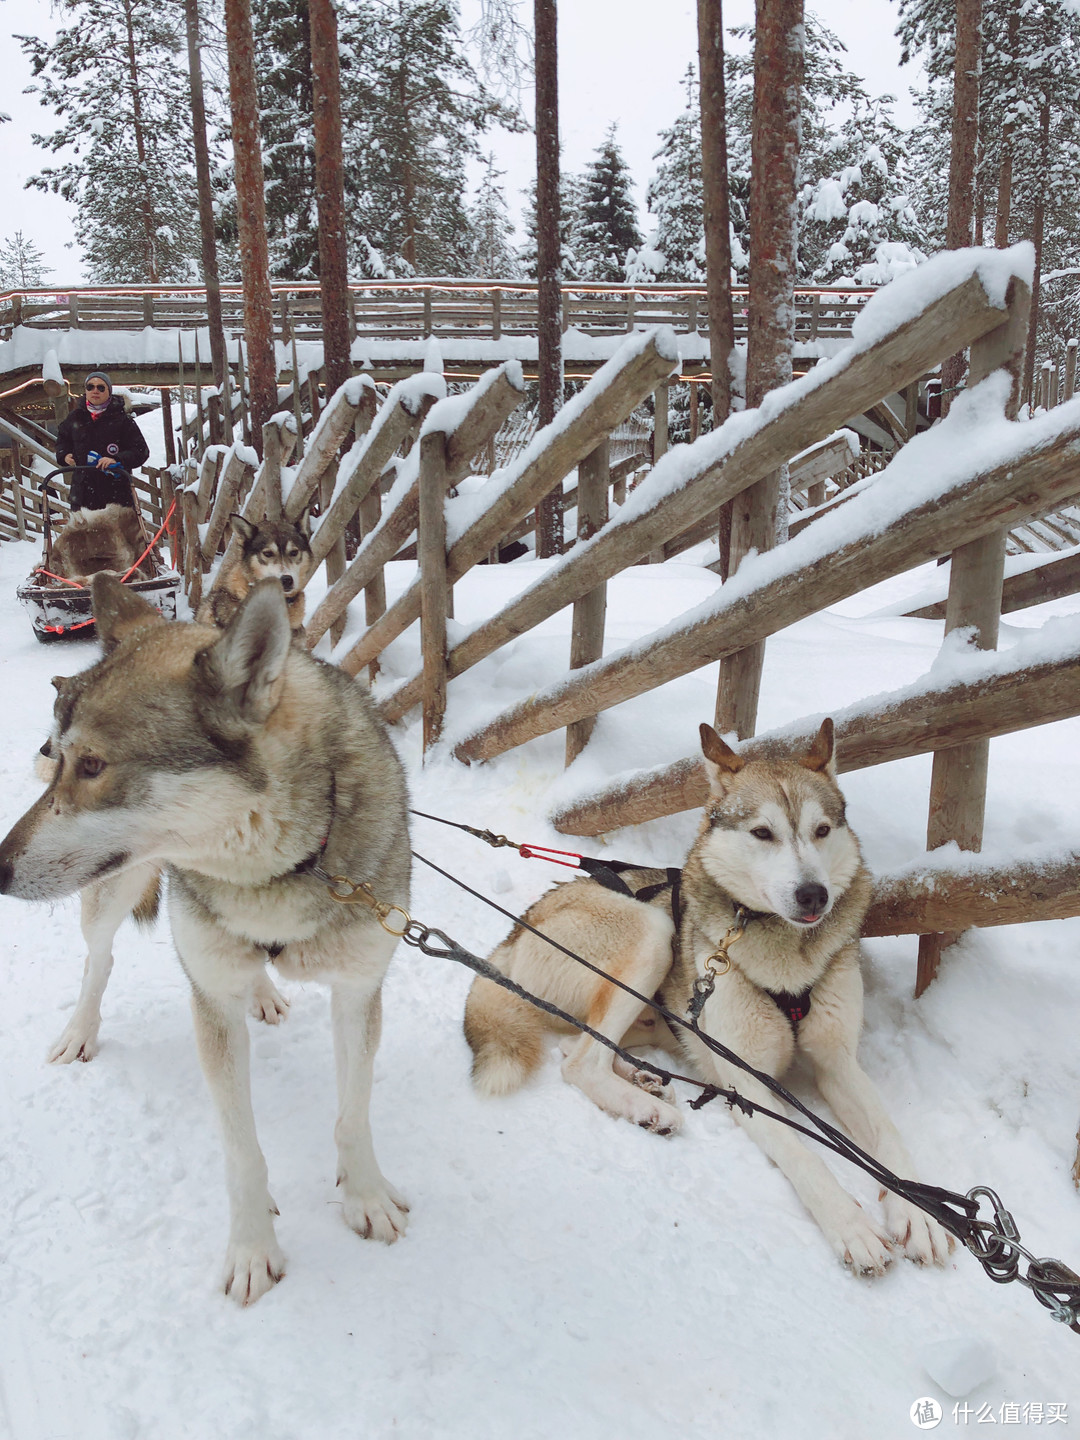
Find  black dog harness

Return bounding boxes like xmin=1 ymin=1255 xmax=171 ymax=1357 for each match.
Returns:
xmin=578 ymin=858 xmax=814 ymax=1036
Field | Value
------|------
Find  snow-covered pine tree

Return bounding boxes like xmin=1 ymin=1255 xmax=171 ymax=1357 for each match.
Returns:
xmin=467 ymin=154 xmax=519 ymax=277
xmin=576 ymin=125 xmax=642 ymax=282
xmin=20 ymin=0 xmax=200 ymax=282
xmin=519 ymin=172 xmax=586 ymax=281
xmin=253 ymin=0 xmax=319 ymax=278
xmin=339 ymin=0 xmax=522 ymax=277
xmin=0 ymin=232 xmax=53 ymax=288
xmin=899 ymin=0 xmax=1080 ymax=388
xmin=633 ymin=67 xmax=706 ymax=284
xmin=799 ymin=96 xmax=927 ymax=285
xmin=726 ymin=14 xmax=914 ymax=284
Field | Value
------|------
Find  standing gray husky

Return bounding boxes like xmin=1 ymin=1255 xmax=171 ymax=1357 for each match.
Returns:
xmin=1 ymin=574 xmax=411 ymax=1304
xmin=465 ymin=720 xmax=952 ymax=1277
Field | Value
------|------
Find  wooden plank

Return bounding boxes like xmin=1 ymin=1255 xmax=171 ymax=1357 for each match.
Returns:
xmin=182 ymin=484 xmax=201 ymax=609
xmin=453 ymin=406 xmax=1080 ymax=765
xmin=419 ymin=432 xmax=450 ymax=749
xmin=284 ymin=377 xmax=377 ymax=522
xmin=304 ymin=382 xmax=439 ymax=576
xmin=336 ymin=331 xmax=679 ymax=676
xmin=551 ymin=637 xmax=1080 ymax=835
xmin=565 ymin=439 xmax=610 ymax=765
xmin=864 ymin=853 xmax=1080 ymax=935
xmin=201 ymin=448 xmax=254 ymax=564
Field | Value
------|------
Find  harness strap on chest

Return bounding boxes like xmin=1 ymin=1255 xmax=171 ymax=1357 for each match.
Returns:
xmin=767 ymin=987 xmax=813 ymax=1035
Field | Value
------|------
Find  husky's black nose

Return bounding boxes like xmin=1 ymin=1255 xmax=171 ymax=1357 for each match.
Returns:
xmin=795 ymin=881 xmax=828 ymax=916
xmin=280 ymin=575 xmax=295 ymax=592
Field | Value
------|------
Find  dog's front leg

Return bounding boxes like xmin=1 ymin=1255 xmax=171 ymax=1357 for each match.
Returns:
xmin=189 ymin=983 xmax=285 ymax=1304
xmin=48 ymin=862 xmax=158 ymax=1064
xmin=707 ymin=1057 xmax=897 ymax=1275
xmin=330 ymin=978 xmax=409 ymax=1244
xmin=806 ymin=1046 xmax=953 ymax=1266
xmin=800 ymin=957 xmax=953 ymax=1267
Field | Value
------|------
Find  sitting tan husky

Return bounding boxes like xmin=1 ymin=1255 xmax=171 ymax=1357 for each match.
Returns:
xmin=465 ymin=720 xmax=953 ymax=1277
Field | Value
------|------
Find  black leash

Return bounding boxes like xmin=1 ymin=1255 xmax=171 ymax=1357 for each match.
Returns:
xmin=397 ymin=825 xmax=1080 ymax=1334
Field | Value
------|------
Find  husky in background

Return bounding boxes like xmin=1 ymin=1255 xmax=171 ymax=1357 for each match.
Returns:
xmin=51 ymin=503 xmax=147 ymax=584
xmin=1 ymin=576 xmax=411 ymax=1304
xmin=465 ymin=720 xmax=952 ymax=1277
xmin=198 ymin=513 xmax=312 ymax=634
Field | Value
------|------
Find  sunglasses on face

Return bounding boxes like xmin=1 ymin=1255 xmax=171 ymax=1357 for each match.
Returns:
xmin=85 ymin=384 xmax=108 ymax=392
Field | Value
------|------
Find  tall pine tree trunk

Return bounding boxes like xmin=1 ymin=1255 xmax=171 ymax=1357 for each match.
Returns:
xmin=697 ymin=0 xmax=736 ymax=576
xmin=121 ymin=0 xmax=157 ymax=282
xmin=534 ymin=0 xmax=563 ymax=558
xmin=310 ymin=0 xmax=351 ymax=401
xmin=224 ymin=0 xmax=278 ymax=453
xmin=184 ymin=0 xmax=227 ymax=390
xmin=715 ymin=0 xmax=802 ymax=737
xmin=941 ymin=0 xmax=982 ymax=415
xmin=1022 ymin=98 xmax=1051 ymax=409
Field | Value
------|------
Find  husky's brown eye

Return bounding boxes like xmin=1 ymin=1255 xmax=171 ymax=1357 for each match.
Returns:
xmin=815 ymin=823 xmax=831 ymax=839
xmin=750 ymin=826 xmax=774 ymax=841
xmin=77 ymin=755 xmax=106 ymax=779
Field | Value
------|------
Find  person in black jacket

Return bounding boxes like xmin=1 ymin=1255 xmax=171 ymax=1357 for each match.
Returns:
xmin=56 ymin=370 xmax=150 ymax=511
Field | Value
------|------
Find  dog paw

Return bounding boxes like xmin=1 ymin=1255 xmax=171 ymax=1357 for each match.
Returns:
xmin=613 ymin=1055 xmax=676 ymax=1105
xmin=883 ymin=1193 xmax=954 ymax=1267
xmin=250 ymin=975 xmax=290 ymax=1025
xmin=825 ymin=1205 xmax=895 ymax=1277
xmin=617 ymin=1085 xmax=683 ymax=1136
xmin=47 ymin=1017 xmax=101 ymax=1064
xmin=221 ymin=1238 xmax=286 ymax=1306
xmin=340 ymin=1182 xmax=410 ymax=1244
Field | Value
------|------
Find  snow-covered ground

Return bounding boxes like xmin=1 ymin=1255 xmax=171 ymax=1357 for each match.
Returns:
xmin=1 ymin=535 xmax=1078 ymax=1440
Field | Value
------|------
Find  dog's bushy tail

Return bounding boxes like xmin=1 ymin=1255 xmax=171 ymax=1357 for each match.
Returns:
xmin=463 ymin=967 xmax=546 ymax=1096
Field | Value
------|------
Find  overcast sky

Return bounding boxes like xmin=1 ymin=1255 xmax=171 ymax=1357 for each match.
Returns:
xmin=0 ymin=0 xmax=927 ymax=285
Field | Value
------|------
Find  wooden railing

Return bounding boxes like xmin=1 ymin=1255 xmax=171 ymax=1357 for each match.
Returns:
xmin=0 ymin=280 xmax=873 ymax=347
xmin=17 ymin=249 xmax=1080 ymax=995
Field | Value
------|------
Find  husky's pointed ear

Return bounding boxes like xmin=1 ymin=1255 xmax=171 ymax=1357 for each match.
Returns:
xmin=800 ymin=718 xmax=836 ymax=775
xmin=700 ymin=722 xmax=744 ymax=792
xmin=229 ymin=513 xmax=257 ymax=543
xmin=296 ymin=508 xmax=311 ymax=539
xmin=90 ymin=573 xmax=165 ymax=652
xmin=201 ymin=579 xmax=291 ymax=726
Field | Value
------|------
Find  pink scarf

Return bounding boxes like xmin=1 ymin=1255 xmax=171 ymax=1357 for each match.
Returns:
xmin=86 ymin=400 xmax=109 ymax=416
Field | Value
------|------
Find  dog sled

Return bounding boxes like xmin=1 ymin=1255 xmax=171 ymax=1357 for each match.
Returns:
xmin=16 ymin=466 xmax=181 ymax=643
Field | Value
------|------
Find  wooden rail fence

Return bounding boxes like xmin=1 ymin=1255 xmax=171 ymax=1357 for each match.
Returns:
xmin=7 ymin=247 xmax=1080 ymax=997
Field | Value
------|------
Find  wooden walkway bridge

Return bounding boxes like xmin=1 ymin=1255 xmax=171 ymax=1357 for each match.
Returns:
xmin=0 ymin=280 xmax=872 ymax=391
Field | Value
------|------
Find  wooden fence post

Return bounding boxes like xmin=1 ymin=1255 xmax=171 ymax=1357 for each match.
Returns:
xmin=183 ymin=484 xmax=202 ymax=611
xmin=353 ymin=401 xmax=381 ymax=660
xmin=916 ymin=277 xmax=1031 ymax=997
xmin=10 ymin=444 xmax=27 ymax=540
xmin=1066 ymin=339 xmax=1078 ymax=401
xmin=419 ymin=430 xmax=450 ymax=750
xmin=649 ymin=381 xmax=669 ymax=563
xmin=261 ymin=420 xmax=283 ymax=519
xmin=565 ymin=439 xmax=610 ymax=765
